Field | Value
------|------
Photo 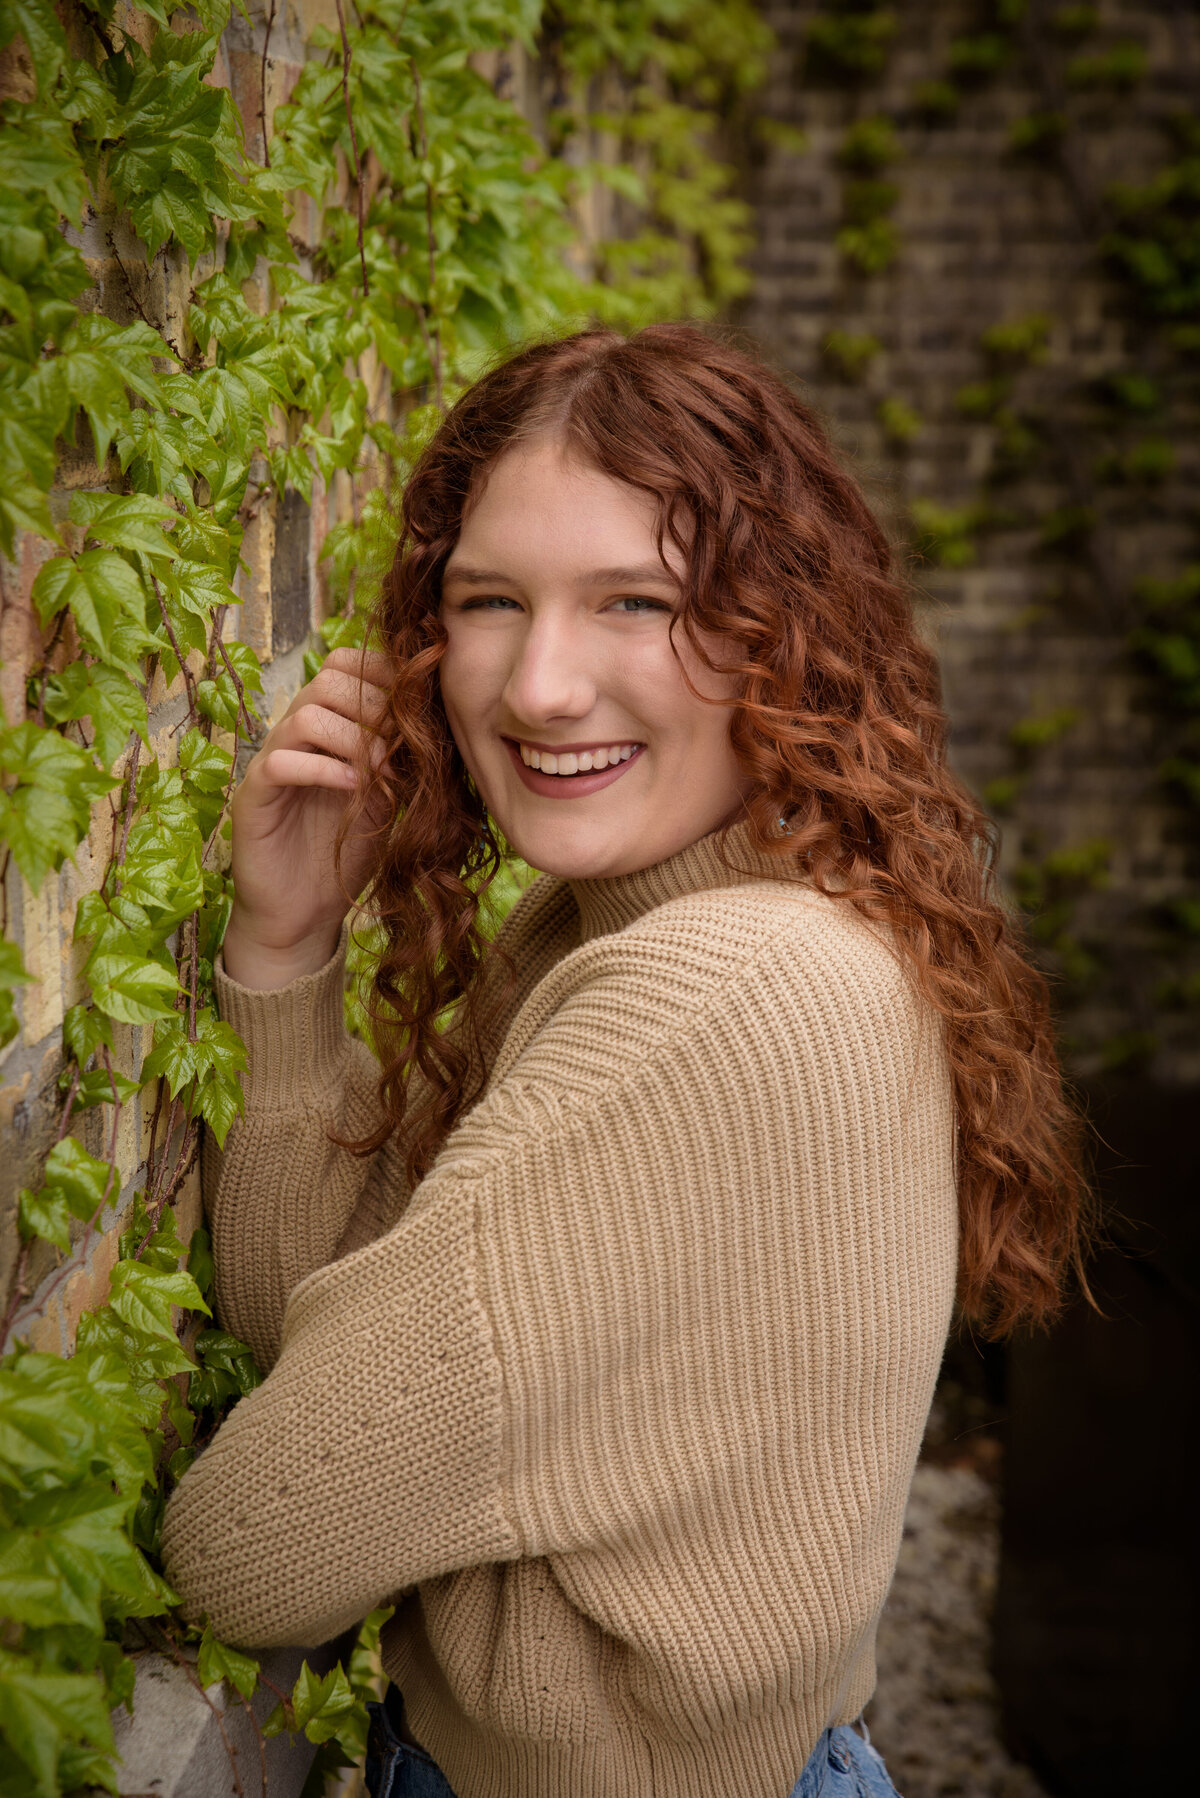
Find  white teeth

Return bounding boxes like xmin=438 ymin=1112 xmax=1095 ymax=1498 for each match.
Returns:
xmin=518 ymin=742 xmax=638 ymax=775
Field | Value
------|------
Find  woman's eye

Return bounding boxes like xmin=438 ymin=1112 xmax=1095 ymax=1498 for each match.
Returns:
xmin=610 ymin=595 xmax=670 ymax=614
xmin=462 ymin=596 xmax=520 ymax=611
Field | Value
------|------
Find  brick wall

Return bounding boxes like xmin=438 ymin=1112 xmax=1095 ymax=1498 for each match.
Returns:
xmin=0 ymin=0 xmax=350 ymax=1354
xmin=740 ymin=0 xmax=1200 ymax=1083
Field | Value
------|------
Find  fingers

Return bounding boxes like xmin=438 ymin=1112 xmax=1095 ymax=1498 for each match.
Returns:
xmin=321 ymin=645 xmax=397 ymax=689
xmin=256 ymin=748 xmax=360 ymax=792
xmin=275 ymin=702 xmax=383 ymax=762
xmin=297 ymin=666 xmax=390 ymax=729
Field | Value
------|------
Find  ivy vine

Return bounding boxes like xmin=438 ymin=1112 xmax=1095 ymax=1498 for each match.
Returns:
xmin=794 ymin=0 xmax=1199 ymax=1070
xmin=0 ymin=0 xmax=769 ymax=1789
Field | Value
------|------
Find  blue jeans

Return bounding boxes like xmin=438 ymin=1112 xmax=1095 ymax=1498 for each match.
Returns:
xmin=364 ymin=1689 xmax=902 ymax=1797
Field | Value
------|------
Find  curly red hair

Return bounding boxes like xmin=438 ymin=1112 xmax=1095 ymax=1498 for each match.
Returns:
xmin=350 ymin=322 xmax=1089 ymax=1337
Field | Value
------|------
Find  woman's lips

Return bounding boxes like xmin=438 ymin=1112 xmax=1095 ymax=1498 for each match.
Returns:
xmin=504 ymin=738 xmax=644 ymax=799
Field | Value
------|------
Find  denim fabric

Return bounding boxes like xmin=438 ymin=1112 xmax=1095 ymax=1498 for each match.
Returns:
xmin=787 ymin=1722 xmax=902 ymax=1798
xmin=363 ymin=1693 xmax=901 ymax=1798
xmin=364 ymin=1693 xmax=457 ymax=1798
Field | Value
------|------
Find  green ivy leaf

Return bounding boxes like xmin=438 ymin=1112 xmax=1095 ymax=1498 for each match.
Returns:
xmin=67 ymin=491 xmax=178 ymax=561
xmin=0 ymin=938 xmax=31 ymax=1050
xmin=0 ymin=475 xmax=58 ymax=559
xmin=61 ymin=1002 xmax=113 ymax=1067
xmin=186 ymin=1224 xmax=215 ymax=1301
xmin=75 ymin=890 xmax=157 ymax=960
xmin=0 ymin=1647 xmax=113 ymax=1797
xmin=66 ymin=1066 xmax=141 ymax=1109
xmin=87 ymin=953 xmax=180 ymax=1025
xmin=40 ymin=662 xmax=150 ymax=770
xmin=141 ymin=1015 xmax=200 ymax=1099
xmin=42 ymin=1136 xmax=114 ymax=1220
xmin=0 ymin=104 xmax=88 ymax=222
xmin=0 ymin=1482 xmax=144 ymax=1631
xmin=178 ymin=726 xmax=233 ymax=794
xmin=192 ymin=1070 xmax=244 ymax=1148
xmin=265 ymin=1661 xmax=359 ymax=1746
xmin=130 ymin=173 xmax=215 ymax=261
xmin=107 ymin=1260 xmax=209 ymax=1345
xmin=0 ymin=721 xmax=116 ymax=890
xmin=32 ymin=549 xmax=152 ymax=674
xmin=197 ymin=1622 xmax=259 ymax=1699
xmin=17 ymin=1183 xmax=72 ymax=1251
xmin=0 ymin=0 xmax=67 ymax=96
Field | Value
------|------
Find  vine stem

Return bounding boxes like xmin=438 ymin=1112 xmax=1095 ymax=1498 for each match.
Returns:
xmin=112 ymin=731 xmax=143 ymax=890
xmin=215 ymin=636 xmax=258 ymax=740
xmin=1 ymin=1064 xmax=123 ymax=1353
xmin=34 ymin=612 xmax=68 ymax=728
xmin=410 ymin=60 xmax=443 ymax=408
xmin=152 ymin=576 xmax=201 ymax=724
xmin=335 ymin=0 xmax=370 ymax=298
xmin=141 ymin=1621 xmax=253 ymax=1798
xmin=259 ymin=0 xmax=277 ymax=168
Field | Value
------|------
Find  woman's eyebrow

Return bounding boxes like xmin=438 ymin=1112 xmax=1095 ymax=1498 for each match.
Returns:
xmin=443 ymin=563 xmax=679 ymax=587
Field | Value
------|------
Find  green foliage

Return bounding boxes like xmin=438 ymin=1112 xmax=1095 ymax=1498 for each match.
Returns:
xmin=909 ymin=499 xmax=984 ymax=569
xmin=837 ymin=114 xmax=900 ymax=173
xmin=1013 ymin=838 xmax=1111 ymax=986
xmin=0 ymin=0 xmax=769 ymax=1783
xmin=1066 ymin=41 xmax=1148 ymax=92
xmin=836 ymin=216 xmax=899 ymax=276
xmin=1050 ymin=4 xmax=1097 ymax=37
xmin=910 ymin=78 xmax=960 ymax=122
xmin=822 ymin=328 xmax=881 ymax=381
xmin=802 ymin=0 xmax=1200 ymax=1055
xmin=876 ymin=396 xmax=922 ymax=445
xmin=804 ymin=9 xmax=896 ymax=82
xmin=979 ymin=313 xmax=1053 ymax=364
xmin=841 ymin=176 xmax=899 ymax=226
xmin=1009 ymin=110 xmax=1067 ymax=156
xmin=947 ymin=33 xmax=1012 ymax=81
xmin=1105 ymin=149 xmax=1200 ymax=320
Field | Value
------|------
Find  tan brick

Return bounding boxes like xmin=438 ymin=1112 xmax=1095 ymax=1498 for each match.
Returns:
xmin=22 ymin=1299 xmax=66 ymax=1357
xmin=61 ymin=1226 xmax=121 ymax=1347
xmin=236 ymin=493 xmax=276 ymax=662
xmin=20 ymin=868 xmax=65 ymax=1045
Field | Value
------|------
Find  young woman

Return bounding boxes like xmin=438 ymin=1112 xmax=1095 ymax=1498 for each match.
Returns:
xmin=162 ymin=325 xmax=1086 ymax=1798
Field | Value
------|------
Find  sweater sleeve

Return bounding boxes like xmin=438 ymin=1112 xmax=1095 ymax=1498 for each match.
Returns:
xmin=203 ymin=932 xmax=411 ymax=1373
xmin=162 ymin=895 xmax=957 ymax=1655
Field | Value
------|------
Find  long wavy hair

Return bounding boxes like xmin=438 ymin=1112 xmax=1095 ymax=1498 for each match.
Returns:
xmin=349 ymin=322 xmax=1089 ymax=1337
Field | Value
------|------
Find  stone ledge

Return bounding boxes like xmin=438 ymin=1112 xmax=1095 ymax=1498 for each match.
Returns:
xmin=106 ymin=1643 xmax=334 ymax=1798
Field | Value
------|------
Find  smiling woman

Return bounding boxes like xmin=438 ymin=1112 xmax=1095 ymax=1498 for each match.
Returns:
xmin=160 ymin=324 xmax=1089 ymax=1798
xmin=439 ymin=441 xmax=747 ymax=877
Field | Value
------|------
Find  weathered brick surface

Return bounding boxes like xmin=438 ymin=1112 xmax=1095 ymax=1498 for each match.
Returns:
xmin=740 ymin=0 xmax=1200 ymax=1081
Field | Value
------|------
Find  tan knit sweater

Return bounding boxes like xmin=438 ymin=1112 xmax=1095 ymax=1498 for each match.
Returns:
xmin=162 ymin=823 xmax=958 ymax=1798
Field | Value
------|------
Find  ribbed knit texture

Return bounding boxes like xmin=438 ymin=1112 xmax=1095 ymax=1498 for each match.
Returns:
xmin=162 ymin=823 xmax=958 ymax=1798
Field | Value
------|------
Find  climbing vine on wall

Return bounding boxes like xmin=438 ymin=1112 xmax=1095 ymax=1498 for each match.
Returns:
xmin=797 ymin=0 xmax=1200 ymax=1067
xmin=0 ymin=0 xmax=769 ymax=1788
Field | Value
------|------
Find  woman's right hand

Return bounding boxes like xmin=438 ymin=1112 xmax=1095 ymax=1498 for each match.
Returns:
xmin=220 ymin=646 xmax=395 ymax=991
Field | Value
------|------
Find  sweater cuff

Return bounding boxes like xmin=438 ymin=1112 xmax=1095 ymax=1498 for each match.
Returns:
xmin=213 ymin=924 xmax=350 ymax=1111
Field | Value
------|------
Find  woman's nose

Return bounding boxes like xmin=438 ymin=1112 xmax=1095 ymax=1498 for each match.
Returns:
xmin=502 ymin=615 xmax=597 ymax=725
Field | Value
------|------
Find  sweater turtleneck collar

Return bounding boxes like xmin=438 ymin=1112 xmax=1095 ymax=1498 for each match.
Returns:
xmin=568 ymin=815 xmax=799 ymax=943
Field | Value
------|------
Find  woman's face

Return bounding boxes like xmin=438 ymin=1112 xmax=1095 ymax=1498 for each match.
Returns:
xmin=439 ymin=436 xmax=747 ymax=880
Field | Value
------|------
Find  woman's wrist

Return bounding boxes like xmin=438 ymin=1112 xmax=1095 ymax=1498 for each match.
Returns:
xmin=220 ymin=914 xmax=343 ymax=991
